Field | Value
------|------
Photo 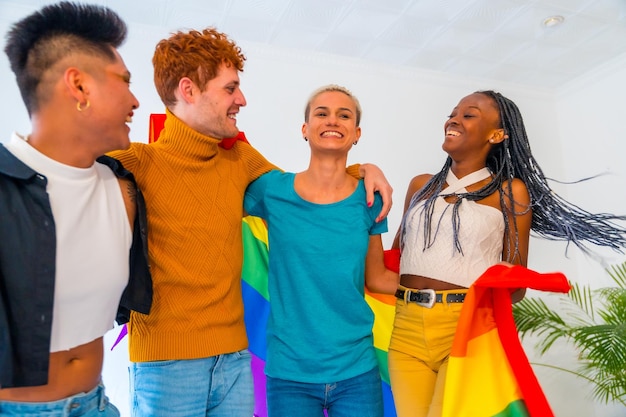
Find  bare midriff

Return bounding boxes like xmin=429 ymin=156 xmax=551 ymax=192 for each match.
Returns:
xmin=0 ymin=337 xmax=103 ymax=402
xmin=400 ymin=274 xmax=467 ymax=291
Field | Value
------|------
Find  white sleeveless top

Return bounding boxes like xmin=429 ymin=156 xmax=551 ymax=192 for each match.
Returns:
xmin=400 ymin=168 xmax=504 ymax=288
xmin=7 ymin=134 xmax=131 ymax=351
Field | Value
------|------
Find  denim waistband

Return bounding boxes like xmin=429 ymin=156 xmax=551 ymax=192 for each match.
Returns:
xmin=0 ymin=382 xmax=109 ymax=416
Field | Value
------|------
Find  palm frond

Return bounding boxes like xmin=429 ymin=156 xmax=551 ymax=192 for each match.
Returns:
xmin=597 ymin=288 xmax=626 ymax=324
xmin=513 ymin=260 xmax=626 ymax=405
xmin=531 ymin=363 xmax=626 ymax=406
xmin=566 ymin=281 xmax=596 ymax=320
xmin=573 ymin=324 xmax=626 ymax=372
xmin=586 ymin=367 xmax=626 ymax=406
xmin=607 ymin=261 xmax=626 ymax=289
xmin=513 ymin=297 xmax=571 ymax=354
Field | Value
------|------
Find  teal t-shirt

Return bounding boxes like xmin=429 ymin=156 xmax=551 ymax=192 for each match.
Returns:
xmin=244 ymin=170 xmax=387 ymax=383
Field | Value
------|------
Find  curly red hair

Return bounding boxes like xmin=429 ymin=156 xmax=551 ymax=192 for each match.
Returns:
xmin=153 ymin=28 xmax=246 ymax=107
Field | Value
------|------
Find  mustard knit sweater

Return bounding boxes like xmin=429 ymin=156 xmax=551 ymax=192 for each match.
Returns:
xmin=109 ymin=110 xmax=276 ymax=362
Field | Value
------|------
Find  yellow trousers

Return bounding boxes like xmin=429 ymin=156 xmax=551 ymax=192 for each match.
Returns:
xmin=388 ymin=287 xmax=466 ymax=417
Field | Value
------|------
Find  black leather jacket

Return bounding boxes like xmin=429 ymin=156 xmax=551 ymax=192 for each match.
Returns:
xmin=0 ymin=145 xmax=152 ymax=388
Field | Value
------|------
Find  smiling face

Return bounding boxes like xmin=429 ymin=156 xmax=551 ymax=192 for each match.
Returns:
xmin=192 ymin=63 xmax=246 ymax=139
xmin=302 ymin=90 xmax=361 ymax=155
xmin=84 ymin=49 xmax=139 ymax=154
xmin=443 ymin=92 xmax=503 ymax=159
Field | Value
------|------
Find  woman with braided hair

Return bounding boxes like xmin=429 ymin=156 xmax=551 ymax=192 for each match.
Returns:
xmin=386 ymin=90 xmax=626 ymax=417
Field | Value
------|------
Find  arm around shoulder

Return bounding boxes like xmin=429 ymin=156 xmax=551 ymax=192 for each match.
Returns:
xmin=354 ymin=163 xmax=393 ymax=223
xmin=107 ymin=144 xmax=141 ymax=173
xmin=365 ymin=235 xmax=399 ymax=294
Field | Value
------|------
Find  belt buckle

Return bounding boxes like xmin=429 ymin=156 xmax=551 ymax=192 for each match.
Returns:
xmin=415 ymin=289 xmax=436 ymax=308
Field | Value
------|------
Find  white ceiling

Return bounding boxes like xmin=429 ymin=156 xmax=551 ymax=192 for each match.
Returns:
xmin=1 ymin=0 xmax=626 ymax=89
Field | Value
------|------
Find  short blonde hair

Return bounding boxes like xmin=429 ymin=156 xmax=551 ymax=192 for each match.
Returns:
xmin=304 ymin=84 xmax=362 ymax=126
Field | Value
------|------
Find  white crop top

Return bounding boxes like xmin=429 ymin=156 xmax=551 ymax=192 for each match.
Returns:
xmin=400 ymin=168 xmax=504 ymax=288
xmin=7 ymin=134 xmax=131 ymax=352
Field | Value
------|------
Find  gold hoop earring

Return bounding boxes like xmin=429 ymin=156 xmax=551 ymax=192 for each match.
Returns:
xmin=77 ymin=100 xmax=90 ymax=112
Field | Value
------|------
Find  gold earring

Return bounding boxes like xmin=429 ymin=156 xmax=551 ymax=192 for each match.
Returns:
xmin=77 ymin=100 xmax=90 ymax=112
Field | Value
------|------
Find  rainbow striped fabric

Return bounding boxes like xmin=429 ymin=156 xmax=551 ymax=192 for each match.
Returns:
xmin=141 ymin=117 xmax=396 ymax=413
xmin=241 ymin=216 xmax=398 ymax=417
xmin=442 ymin=264 xmax=570 ymax=417
xmin=112 ymin=211 xmax=566 ymax=417
xmin=115 ymin=119 xmax=565 ymax=416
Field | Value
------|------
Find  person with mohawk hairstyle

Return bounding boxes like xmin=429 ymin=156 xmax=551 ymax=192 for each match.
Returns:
xmin=0 ymin=2 xmax=151 ymax=416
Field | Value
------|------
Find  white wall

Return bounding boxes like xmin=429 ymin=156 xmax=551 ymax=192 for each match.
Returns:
xmin=526 ymin=56 xmax=626 ymax=417
xmin=555 ymin=54 xmax=626 ymax=288
xmin=522 ymin=55 xmax=626 ymax=417
xmin=2 ymin=10 xmax=625 ymax=417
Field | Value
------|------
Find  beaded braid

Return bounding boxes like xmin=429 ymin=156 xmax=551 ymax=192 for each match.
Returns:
xmin=400 ymin=90 xmax=626 ymax=262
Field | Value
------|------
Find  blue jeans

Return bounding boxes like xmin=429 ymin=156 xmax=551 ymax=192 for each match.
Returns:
xmin=0 ymin=383 xmax=118 ymax=416
xmin=129 ymin=350 xmax=254 ymax=417
xmin=266 ymin=367 xmax=383 ymax=417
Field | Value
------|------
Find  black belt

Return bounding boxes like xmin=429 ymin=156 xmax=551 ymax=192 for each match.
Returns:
xmin=395 ymin=288 xmax=466 ymax=308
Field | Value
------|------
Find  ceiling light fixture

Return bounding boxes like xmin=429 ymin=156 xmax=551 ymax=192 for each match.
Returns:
xmin=542 ymin=15 xmax=564 ymax=28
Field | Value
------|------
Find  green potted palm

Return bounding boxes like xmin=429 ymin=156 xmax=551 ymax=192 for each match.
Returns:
xmin=512 ymin=261 xmax=626 ymax=406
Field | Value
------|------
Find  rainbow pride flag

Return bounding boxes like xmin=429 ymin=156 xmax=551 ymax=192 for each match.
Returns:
xmin=110 ymin=219 xmax=397 ymax=413
xmin=138 ymin=116 xmax=397 ymax=415
xmin=442 ymin=264 xmax=570 ymax=417
xmin=241 ymin=216 xmax=398 ymax=417
xmin=134 ymin=115 xmax=566 ymax=416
